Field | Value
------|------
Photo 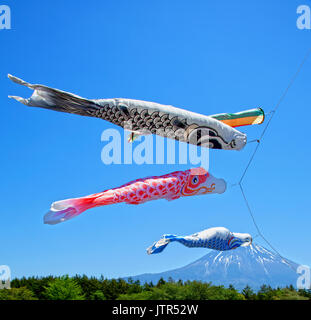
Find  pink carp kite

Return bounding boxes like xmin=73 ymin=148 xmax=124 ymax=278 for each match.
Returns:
xmin=44 ymin=167 xmax=226 ymax=225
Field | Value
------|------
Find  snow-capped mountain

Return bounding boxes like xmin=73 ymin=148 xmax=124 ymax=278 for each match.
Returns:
xmin=127 ymin=244 xmax=300 ymax=290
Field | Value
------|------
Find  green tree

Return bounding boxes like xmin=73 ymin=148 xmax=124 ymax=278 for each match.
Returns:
xmin=6 ymin=275 xmax=311 ymax=301
xmin=257 ymin=285 xmax=275 ymax=300
xmin=142 ymin=281 xmax=154 ymax=291
xmin=73 ymin=275 xmax=103 ymax=300
xmin=90 ymin=290 xmax=107 ymax=300
xmin=272 ymin=288 xmax=308 ymax=300
xmin=117 ymin=291 xmax=152 ymax=300
xmin=11 ymin=276 xmax=54 ymax=299
xmin=182 ymin=281 xmax=211 ymax=300
xmin=0 ymin=287 xmax=37 ymax=300
xmin=156 ymin=278 xmax=166 ymax=287
xmin=101 ymin=278 xmax=129 ymax=300
xmin=242 ymin=285 xmax=256 ymax=300
xmin=127 ymin=279 xmax=142 ymax=294
xmin=223 ymin=285 xmax=245 ymax=300
xmin=43 ymin=276 xmax=84 ymax=300
xmin=298 ymin=289 xmax=311 ymax=299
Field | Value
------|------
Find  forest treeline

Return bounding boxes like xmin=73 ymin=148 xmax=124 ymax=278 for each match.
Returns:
xmin=0 ymin=276 xmax=310 ymax=300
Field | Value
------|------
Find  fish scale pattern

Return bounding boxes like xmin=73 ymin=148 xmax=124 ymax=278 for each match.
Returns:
xmin=93 ymin=105 xmax=189 ymax=139
xmin=92 ymin=102 xmax=225 ymax=148
xmin=183 ymin=233 xmax=245 ymax=250
xmin=177 ymin=236 xmax=234 ymax=251
xmin=111 ymin=170 xmax=189 ymax=204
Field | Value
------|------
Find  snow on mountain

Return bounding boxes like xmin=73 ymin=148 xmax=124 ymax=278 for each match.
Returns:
xmin=126 ymin=244 xmax=300 ymax=290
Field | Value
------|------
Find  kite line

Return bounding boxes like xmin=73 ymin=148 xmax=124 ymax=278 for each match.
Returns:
xmin=237 ymin=47 xmax=311 ymax=270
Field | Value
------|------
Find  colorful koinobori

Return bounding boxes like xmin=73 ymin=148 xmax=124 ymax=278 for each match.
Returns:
xmin=8 ymin=75 xmax=264 ymax=151
xmin=44 ymin=167 xmax=226 ymax=225
xmin=147 ymin=227 xmax=252 ymax=254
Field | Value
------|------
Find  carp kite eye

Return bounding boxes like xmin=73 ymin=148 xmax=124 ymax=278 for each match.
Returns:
xmin=192 ymin=176 xmax=198 ymax=184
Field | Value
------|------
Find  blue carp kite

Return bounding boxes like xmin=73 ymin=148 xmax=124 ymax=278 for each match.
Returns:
xmin=147 ymin=227 xmax=252 ymax=254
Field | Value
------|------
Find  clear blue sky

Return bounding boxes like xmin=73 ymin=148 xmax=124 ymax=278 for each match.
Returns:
xmin=1 ymin=0 xmax=310 ymax=279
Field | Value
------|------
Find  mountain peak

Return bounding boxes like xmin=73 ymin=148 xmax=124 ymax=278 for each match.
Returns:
xmin=128 ymin=244 xmax=300 ymax=290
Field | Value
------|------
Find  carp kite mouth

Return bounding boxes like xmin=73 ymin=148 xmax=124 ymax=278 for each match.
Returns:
xmin=181 ymin=184 xmax=216 ymax=196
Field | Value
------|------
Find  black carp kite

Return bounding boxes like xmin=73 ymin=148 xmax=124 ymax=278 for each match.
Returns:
xmin=8 ymin=75 xmax=264 ymax=150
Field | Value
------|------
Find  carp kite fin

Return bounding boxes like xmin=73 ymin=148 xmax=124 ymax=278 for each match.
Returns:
xmin=8 ymin=74 xmax=99 ymax=117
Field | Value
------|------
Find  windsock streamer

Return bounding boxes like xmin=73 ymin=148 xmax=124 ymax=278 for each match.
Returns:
xmin=210 ymin=108 xmax=265 ymax=128
xmin=44 ymin=167 xmax=226 ymax=225
xmin=147 ymin=227 xmax=252 ymax=254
